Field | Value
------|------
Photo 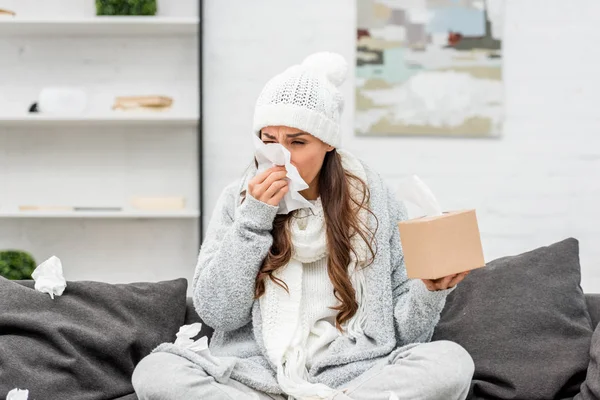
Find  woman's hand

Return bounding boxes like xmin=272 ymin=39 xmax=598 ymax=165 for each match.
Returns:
xmin=421 ymin=271 xmax=470 ymax=291
xmin=248 ymin=166 xmax=289 ymax=207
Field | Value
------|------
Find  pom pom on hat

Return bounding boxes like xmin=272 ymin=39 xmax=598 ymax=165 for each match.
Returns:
xmin=301 ymin=52 xmax=348 ymax=87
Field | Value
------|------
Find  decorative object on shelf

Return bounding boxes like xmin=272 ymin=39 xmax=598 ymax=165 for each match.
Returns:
xmin=112 ymin=95 xmax=173 ymax=111
xmin=73 ymin=207 xmax=122 ymax=212
xmin=19 ymin=205 xmax=123 ymax=212
xmin=130 ymin=197 xmax=186 ymax=211
xmin=0 ymin=250 xmax=36 ymax=280
xmin=0 ymin=8 xmax=15 ymax=16
xmin=19 ymin=206 xmax=74 ymax=211
xmin=29 ymin=87 xmax=88 ymax=115
xmin=96 ymin=0 xmax=157 ymax=16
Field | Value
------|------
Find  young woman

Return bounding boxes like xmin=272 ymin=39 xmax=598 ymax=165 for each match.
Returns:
xmin=132 ymin=52 xmax=474 ymax=400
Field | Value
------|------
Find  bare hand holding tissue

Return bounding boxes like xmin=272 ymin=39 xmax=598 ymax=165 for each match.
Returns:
xmin=248 ymin=166 xmax=289 ymax=207
xmin=251 ymin=135 xmax=315 ymax=214
xmin=396 ymin=176 xmax=485 ymax=290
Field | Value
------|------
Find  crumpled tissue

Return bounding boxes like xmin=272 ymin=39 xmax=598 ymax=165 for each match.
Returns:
xmin=174 ymin=323 xmax=209 ymax=352
xmin=173 ymin=323 xmax=222 ymax=365
xmin=31 ymin=256 xmax=67 ymax=299
xmin=252 ymin=135 xmax=315 ymax=214
xmin=396 ymin=175 xmax=443 ymax=217
xmin=6 ymin=388 xmax=29 ymax=400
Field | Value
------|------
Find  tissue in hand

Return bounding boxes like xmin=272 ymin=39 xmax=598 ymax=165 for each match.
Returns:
xmin=252 ymin=135 xmax=315 ymax=214
xmin=6 ymin=388 xmax=29 ymax=400
xmin=31 ymin=256 xmax=67 ymax=299
xmin=396 ymin=176 xmax=485 ymax=280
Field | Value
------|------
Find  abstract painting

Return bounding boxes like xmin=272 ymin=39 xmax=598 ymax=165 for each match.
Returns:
xmin=356 ymin=0 xmax=504 ymax=137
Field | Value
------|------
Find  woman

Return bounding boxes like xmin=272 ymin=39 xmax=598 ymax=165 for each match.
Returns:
xmin=132 ymin=52 xmax=475 ymax=400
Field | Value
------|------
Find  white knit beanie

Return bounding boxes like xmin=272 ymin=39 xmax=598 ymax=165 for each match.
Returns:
xmin=253 ymin=52 xmax=348 ymax=148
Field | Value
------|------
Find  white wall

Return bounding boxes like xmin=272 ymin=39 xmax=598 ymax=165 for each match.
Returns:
xmin=203 ymin=0 xmax=600 ymax=292
xmin=2 ymin=0 xmax=598 ymax=294
xmin=0 ymin=0 xmax=200 ymax=289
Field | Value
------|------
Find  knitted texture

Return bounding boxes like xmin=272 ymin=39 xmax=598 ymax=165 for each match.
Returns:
xmin=290 ymin=199 xmax=328 ymax=263
xmin=300 ymin=257 xmax=339 ymax=371
xmin=154 ymin=157 xmax=455 ymax=396
xmin=253 ymin=52 xmax=348 ymax=148
xmin=260 ymin=195 xmax=344 ymax=398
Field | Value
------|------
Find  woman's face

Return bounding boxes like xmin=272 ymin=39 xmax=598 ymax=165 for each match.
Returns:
xmin=260 ymin=126 xmax=334 ymax=189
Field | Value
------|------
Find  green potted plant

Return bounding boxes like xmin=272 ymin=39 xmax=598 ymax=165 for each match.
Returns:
xmin=96 ymin=0 xmax=158 ymax=16
xmin=0 ymin=250 xmax=37 ymax=280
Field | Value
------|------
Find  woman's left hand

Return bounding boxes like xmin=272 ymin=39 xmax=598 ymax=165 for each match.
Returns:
xmin=421 ymin=271 xmax=470 ymax=291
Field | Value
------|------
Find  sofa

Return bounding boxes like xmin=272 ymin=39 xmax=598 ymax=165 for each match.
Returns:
xmin=1 ymin=238 xmax=598 ymax=400
xmin=184 ymin=293 xmax=599 ymax=374
xmin=177 ymin=293 xmax=600 ymax=335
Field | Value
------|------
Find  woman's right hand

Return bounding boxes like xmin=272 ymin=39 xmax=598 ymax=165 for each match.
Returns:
xmin=247 ymin=166 xmax=289 ymax=207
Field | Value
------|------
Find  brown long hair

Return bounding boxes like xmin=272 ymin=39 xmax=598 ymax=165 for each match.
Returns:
xmin=254 ymin=150 xmax=378 ymax=330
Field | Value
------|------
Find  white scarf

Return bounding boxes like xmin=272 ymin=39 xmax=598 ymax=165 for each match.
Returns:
xmin=259 ymin=150 xmax=371 ymax=400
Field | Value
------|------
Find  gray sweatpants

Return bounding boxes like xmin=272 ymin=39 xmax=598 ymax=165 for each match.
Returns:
xmin=132 ymin=340 xmax=474 ymax=400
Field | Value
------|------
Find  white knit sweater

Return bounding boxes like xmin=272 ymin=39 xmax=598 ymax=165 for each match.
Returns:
xmin=298 ymin=257 xmax=339 ymax=371
xmin=269 ymin=256 xmax=343 ymax=400
xmin=259 ymin=201 xmax=346 ymax=399
xmin=259 ymin=152 xmax=372 ymax=399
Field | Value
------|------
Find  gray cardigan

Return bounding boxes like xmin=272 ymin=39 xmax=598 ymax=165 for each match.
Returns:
xmin=154 ymin=160 xmax=453 ymax=394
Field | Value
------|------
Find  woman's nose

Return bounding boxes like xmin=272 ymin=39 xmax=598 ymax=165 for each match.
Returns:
xmin=279 ymin=143 xmax=292 ymax=152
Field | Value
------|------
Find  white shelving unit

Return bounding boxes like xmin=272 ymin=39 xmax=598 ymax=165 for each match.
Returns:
xmin=0 ymin=17 xmax=199 ymax=36
xmin=0 ymin=210 xmax=200 ymax=219
xmin=0 ymin=2 xmax=201 ymax=286
xmin=0 ymin=115 xmax=199 ymax=128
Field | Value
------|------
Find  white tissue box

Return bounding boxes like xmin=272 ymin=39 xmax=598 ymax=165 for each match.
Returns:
xmin=398 ymin=209 xmax=485 ymax=280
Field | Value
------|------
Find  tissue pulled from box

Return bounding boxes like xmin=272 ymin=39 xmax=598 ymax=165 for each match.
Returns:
xmin=6 ymin=388 xmax=29 ymax=400
xmin=396 ymin=175 xmax=443 ymax=216
xmin=252 ymin=135 xmax=314 ymax=214
xmin=395 ymin=175 xmax=486 ymax=280
xmin=31 ymin=256 xmax=67 ymax=299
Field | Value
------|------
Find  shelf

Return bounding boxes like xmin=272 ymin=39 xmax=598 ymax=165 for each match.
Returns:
xmin=0 ymin=115 xmax=199 ymax=128
xmin=0 ymin=210 xmax=200 ymax=219
xmin=0 ymin=17 xmax=199 ymax=36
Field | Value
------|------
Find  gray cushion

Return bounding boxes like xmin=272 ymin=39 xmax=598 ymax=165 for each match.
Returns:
xmin=433 ymin=238 xmax=593 ymax=400
xmin=576 ymin=323 xmax=600 ymax=400
xmin=586 ymin=294 xmax=600 ymax=329
xmin=0 ymin=277 xmax=187 ymax=400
